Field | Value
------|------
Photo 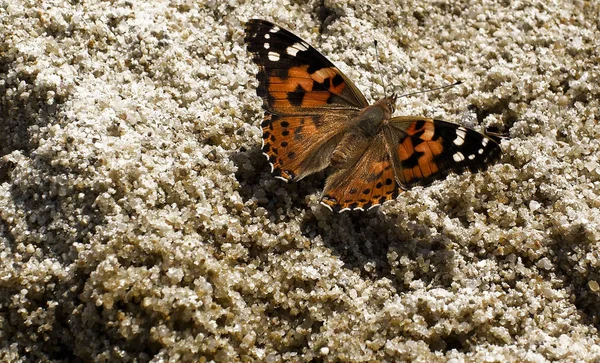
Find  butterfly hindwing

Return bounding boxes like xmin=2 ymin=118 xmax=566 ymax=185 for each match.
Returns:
xmin=384 ymin=117 xmax=502 ymax=188
xmin=321 ymin=134 xmax=400 ymax=212
xmin=261 ymin=113 xmax=347 ymax=181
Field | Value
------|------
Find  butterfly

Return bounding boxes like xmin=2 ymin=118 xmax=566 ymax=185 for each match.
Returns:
xmin=244 ymin=19 xmax=502 ymax=212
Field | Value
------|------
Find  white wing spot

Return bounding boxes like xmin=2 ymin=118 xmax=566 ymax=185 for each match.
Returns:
xmin=454 ymin=127 xmax=467 ymax=146
xmin=263 ymin=155 xmax=274 ymax=171
xmin=478 ymin=148 xmax=484 ymax=154
xmin=264 ymin=34 xmax=270 ymax=39
xmin=368 ymin=204 xmax=380 ymax=211
xmin=320 ymin=201 xmax=334 ymax=212
xmin=453 ymin=152 xmax=465 ymax=162
xmin=269 ymin=26 xmax=280 ymax=33
xmin=286 ymin=42 xmax=309 ymax=56
xmin=264 ymin=43 xmax=270 ymax=49
xmin=468 ymin=154 xmax=476 ymax=160
xmin=286 ymin=45 xmax=299 ymax=56
xmin=482 ymin=138 xmax=489 ymax=147
xmin=268 ymin=51 xmax=280 ymax=62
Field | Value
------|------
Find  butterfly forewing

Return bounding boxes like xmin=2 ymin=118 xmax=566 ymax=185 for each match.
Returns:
xmin=244 ymin=19 xmax=368 ymax=112
xmin=384 ymin=117 xmax=502 ymax=188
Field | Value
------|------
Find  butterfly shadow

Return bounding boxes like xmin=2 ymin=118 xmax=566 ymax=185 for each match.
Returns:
xmin=300 ymin=207 xmax=459 ymax=292
xmin=549 ymin=228 xmax=600 ymax=331
xmin=230 ymin=145 xmax=325 ymax=218
xmin=231 ymin=144 xmax=457 ymax=292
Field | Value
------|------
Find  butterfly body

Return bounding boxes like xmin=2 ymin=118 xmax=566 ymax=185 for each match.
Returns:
xmin=330 ymin=97 xmax=390 ymax=161
xmin=244 ymin=19 xmax=502 ymax=212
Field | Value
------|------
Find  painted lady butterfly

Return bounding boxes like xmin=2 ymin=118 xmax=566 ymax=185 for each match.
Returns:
xmin=244 ymin=19 xmax=502 ymax=212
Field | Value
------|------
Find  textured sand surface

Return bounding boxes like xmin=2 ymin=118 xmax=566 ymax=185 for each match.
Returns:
xmin=1 ymin=0 xmax=600 ymax=361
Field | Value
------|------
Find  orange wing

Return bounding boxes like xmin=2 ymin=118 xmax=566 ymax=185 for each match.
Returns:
xmin=261 ymin=114 xmax=346 ymax=181
xmin=320 ymin=134 xmax=400 ymax=212
xmin=245 ymin=19 xmax=369 ymax=181
xmin=384 ymin=117 xmax=502 ymax=188
xmin=245 ymin=19 xmax=368 ymax=114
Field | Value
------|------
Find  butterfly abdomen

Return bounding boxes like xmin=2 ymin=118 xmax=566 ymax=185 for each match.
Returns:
xmin=330 ymin=131 xmax=370 ymax=169
xmin=330 ymin=102 xmax=393 ymax=168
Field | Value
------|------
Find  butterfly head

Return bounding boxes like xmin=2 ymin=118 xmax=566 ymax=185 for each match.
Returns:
xmin=374 ymin=93 xmax=397 ymax=117
xmin=388 ymin=93 xmax=397 ymax=114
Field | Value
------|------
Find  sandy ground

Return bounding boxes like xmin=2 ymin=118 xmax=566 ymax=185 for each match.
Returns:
xmin=1 ymin=0 xmax=600 ymax=361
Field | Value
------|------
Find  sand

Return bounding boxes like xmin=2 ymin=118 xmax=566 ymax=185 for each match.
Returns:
xmin=1 ymin=0 xmax=600 ymax=361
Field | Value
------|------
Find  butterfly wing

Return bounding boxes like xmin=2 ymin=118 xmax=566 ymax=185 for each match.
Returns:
xmin=245 ymin=19 xmax=369 ymax=181
xmin=320 ymin=133 xmax=400 ymax=212
xmin=383 ymin=117 xmax=502 ymax=188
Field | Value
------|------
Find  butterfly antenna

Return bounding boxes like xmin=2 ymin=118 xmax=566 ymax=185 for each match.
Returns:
xmin=374 ymin=40 xmax=388 ymax=97
xmin=396 ymin=81 xmax=462 ymax=99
